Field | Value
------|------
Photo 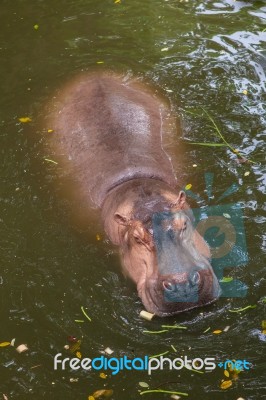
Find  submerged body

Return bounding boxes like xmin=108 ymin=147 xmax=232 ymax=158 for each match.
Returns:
xmin=49 ymin=73 xmax=220 ymax=316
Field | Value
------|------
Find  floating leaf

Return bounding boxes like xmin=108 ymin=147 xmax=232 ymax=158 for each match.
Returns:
xmin=203 ymin=327 xmax=210 ymax=333
xmin=161 ymin=47 xmax=169 ymax=52
xmin=114 ymin=0 xmax=121 ymax=3
xmin=93 ymin=389 xmax=113 ymax=398
xmin=224 ymin=370 xmax=230 ymax=378
xmin=100 ymin=372 xmax=107 ymax=379
xmin=185 ymin=107 xmax=256 ymax=164
xmin=220 ymin=277 xmax=233 ymax=283
xmin=220 ymin=380 xmax=233 ymax=390
xmin=188 ymin=142 xmax=227 ymax=147
xmin=262 ymin=320 xmax=266 ymax=329
xmin=19 ymin=117 xmax=32 ymax=123
xmin=174 ymin=360 xmax=204 ymax=374
xmin=140 ymin=389 xmax=188 ymax=396
xmin=0 ymin=342 xmax=10 ymax=347
xmin=88 ymin=397 xmax=95 ymax=400
xmin=44 ymin=158 xmax=58 ymax=165
xmin=213 ymin=330 xmax=222 ymax=334
xmin=96 ymin=234 xmax=101 ymax=241
xmin=242 ymin=90 xmax=248 ymax=95
xmin=229 ymin=305 xmax=257 ymax=313
xmin=143 ymin=329 xmax=168 ymax=334
xmin=47 ymin=129 xmax=54 ymax=133
xmin=76 ymin=351 xmax=82 ymax=359
xmin=185 ymin=184 xmax=192 ymax=190
xmin=75 ymin=320 xmax=84 ymax=323
xmin=171 ymin=344 xmax=177 ymax=352
xmin=139 ymin=382 xmax=149 ymax=388
xmin=69 ymin=340 xmax=81 ymax=353
xmin=34 ymin=24 xmax=39 ymax=30
xmin=96 ymin=61 xmax=104 ymax=64
xmin=81 ymin=306 xmax=92 ymax=322
xmin=149 ymin=351 xmax=169 ymax=358
xmin=161 ymin=324 xmax=187 ymax=330
xmin=244 ymin=171 xmax=250 ymax=177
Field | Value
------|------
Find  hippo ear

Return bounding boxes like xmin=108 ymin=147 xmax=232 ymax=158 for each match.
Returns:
xmin=114 ymin=213 xmax=131 ymax=226
xmin=170 ymin=190 xmax=186 ymax=208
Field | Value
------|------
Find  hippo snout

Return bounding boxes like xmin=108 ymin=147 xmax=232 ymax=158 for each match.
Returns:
xmin=139 ymin=268 xmax=221 ymax=317
xmin=162 ymin=270 xmax=202 ymax=303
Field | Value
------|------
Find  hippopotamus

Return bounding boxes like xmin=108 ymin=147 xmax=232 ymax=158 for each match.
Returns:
xmin=47 ymin=73 xmax=220 ymax=316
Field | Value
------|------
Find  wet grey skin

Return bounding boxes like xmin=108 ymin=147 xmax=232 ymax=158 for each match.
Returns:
xmin=49 ymin=73 xmax=221 ymax=316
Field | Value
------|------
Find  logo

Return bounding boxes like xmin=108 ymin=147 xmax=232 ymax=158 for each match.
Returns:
xmin=53 ymin=354 xmax=251 ymax=375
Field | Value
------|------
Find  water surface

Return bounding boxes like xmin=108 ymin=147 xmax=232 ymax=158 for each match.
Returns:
xmin=0 ymin=0 xmax=265 ymax=399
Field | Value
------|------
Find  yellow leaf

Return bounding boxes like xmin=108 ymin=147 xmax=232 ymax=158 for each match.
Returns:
xmin=242 ymin=90 xmax=248 ymax=95
xmin=88 ymin=397 xmax=95 ymax=400
xmin=96 ymin=61 xmax=104 ymax=64
xmin=47 ymin=129 xmax=54 ymax=133
xmin=93 ymin=389 xmax=113 ymax=398
xmin=34 ymin=24 xmax=39 ymax=30
xmin=212 ymin=330 xmax=222 ymax=334
xmin=0 ymin=342 xmax=11 ymax=347
xmin=244 ymin=171 xmax=250 ymax=177
xmin=19 ymin=117 xmax=32 ymax=123
xmin=185 ymin=183 xmax=192 ymax=190
xmin=220 ymin=380 xmax=233 ymax=390
xmin=263 ymin=330 xmax=266 ymax=334
xmin=69 ymin=340 xmax=81 ymax=353
xmin=44 ymin=158 xmax=58 ymax=165
xmin=76 ymin=351 xmax=82 ymax=359
xmin=96 ymin=234 xmax=101 ymax=241
xmin=224 ymin=370 xmax=230 ymax=378
xmin=99 ymin=372 xmax=107 ymax=379
xmin=114 ymin=0 xmax=121 ymax=3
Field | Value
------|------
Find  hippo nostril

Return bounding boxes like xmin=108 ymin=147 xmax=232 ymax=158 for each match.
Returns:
xmin=190 ymin=271 xmax=200 ymax=286
xmin=163 ymin=281 xmax=175 ymax=291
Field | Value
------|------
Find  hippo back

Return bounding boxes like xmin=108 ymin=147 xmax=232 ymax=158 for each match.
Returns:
xmin=48 ymin=73 xmax=177 ymax=206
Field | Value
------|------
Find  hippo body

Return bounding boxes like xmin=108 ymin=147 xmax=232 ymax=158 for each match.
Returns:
xmin=50 ymin=74 xmax=176 ymax=207
xmin=49 ymin=73 xmax=220 ymax=316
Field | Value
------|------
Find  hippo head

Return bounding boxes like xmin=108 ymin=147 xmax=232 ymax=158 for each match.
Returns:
xmin=113 ymin=190 xmax=221 ymax=317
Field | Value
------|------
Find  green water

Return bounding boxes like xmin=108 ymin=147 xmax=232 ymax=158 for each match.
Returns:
xmin=0 ymin=0 xmax=265 ymax=399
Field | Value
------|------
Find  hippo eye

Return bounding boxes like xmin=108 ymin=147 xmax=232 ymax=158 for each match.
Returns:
xmin=163 ymin=281 xmax=175 ymax=291
xmin=134 ymin=236 xmax=143 ymax=245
